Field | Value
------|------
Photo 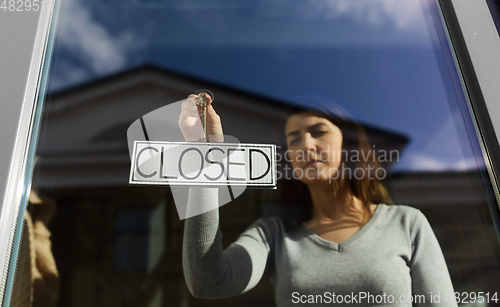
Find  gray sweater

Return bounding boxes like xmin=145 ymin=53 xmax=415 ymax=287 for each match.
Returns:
xmin=183 ymin=188 xmax=457 ymax=306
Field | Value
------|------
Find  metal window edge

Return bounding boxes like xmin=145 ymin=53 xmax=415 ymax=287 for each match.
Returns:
xmin=442 ymin=0 xmax=500 ymax=217
xmin=0 ymin=0 xmax=58 ymax=304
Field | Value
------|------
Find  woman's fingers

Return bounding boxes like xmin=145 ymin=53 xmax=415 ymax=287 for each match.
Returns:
xmin=206 ymin=103 xmax=223 ymax=142
xmin=179 ymin=98 xmax=204 ymax=141
xmin=202 ymin=95 xmax=224 ymax=142
xmin=179 ymin=92 xmax=224 ymax=142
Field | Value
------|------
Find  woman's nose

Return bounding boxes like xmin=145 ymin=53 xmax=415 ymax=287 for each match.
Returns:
xmin=302 ymin=134 xmax=317 ymax=153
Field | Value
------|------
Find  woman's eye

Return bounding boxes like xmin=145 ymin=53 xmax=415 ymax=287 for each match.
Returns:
xmin=313 ymin=131 xmax=326 ymax=137
xmin=289 ymin=138 xmax=299 ymax=145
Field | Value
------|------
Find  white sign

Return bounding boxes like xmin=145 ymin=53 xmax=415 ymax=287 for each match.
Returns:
xmin=129 ymin=141 xmax=276 ymax=187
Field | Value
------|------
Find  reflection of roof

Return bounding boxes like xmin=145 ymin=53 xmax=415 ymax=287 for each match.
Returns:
xmin=50 ymin=63 xmax=409 ymax=144
xmin=48 ymin=64 xmax=303 ymax=117
xmin=35 ymin=64 xmax=409 ymax=188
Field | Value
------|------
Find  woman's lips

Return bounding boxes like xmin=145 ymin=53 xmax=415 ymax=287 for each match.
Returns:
xmin=304 ymin=160 xmax=322 ymax=168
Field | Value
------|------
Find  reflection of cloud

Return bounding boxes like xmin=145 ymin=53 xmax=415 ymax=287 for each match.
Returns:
xmin=257 ymin=0 xmax=426 ymax=34
xmin=155 ymin=0 xmax=430 ymax=47
xmin=405 ymin=154 xmax=477 ymax=171
xmin=397 ymin=110 xmax=481 ymax=172
xmin=59 ymin=0 xmax=141 ymax=72
xmin=453 ymin=157 xmax=478 ymax=171
xmin=406 ymin=154 xmax=446 ymax=171
xmin=305 ymin=0 xmax=424 ymax=31
xmin=50 ymin=0 xmax=145 ymax=90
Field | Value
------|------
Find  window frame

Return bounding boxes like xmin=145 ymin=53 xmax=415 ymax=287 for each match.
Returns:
xmin=0 ymin=0 xmax=59 ymax=304
xmin=438 ymin=0 xmax=500 ymax=224
xmin=0 ymin=0 xmax=500 ymax=303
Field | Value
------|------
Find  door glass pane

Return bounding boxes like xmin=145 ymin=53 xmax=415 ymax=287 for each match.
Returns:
xmin=8 ymin=0 xmax=500 ymax=306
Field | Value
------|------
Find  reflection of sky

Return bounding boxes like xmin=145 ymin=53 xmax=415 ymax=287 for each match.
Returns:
xmin=48 ymin=0 xmax=481 ymax=172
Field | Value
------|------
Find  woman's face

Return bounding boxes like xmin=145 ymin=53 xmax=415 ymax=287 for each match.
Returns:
xmin=285 ymin=112 xmax=343 ymax=185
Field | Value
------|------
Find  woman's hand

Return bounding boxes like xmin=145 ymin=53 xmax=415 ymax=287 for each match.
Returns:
xmin=178 ymin=93 xmax=224 ymax=142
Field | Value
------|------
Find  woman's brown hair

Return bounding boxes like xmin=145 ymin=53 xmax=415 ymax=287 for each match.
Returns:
xmin=280 ymin=101 xmax=393 ymax=229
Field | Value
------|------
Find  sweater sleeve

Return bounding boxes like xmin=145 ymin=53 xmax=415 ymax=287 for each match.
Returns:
xmin=182 ymin=187 xmax=272 ymax=299
xmin=409 ymin=211 xmax=457 ymax=307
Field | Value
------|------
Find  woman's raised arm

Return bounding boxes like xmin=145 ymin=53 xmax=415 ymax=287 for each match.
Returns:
xmin=182 ymin=188 xmax=273 ymax=299
xmin=179 ymin=94 xmax=273 ymax=299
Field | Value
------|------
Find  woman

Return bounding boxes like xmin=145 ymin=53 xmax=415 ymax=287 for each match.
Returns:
xmin=180 ymin=94 xmax=456 ymax=306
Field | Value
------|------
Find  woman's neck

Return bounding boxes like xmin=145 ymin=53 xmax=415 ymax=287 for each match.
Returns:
xmin=307 ymin=179 xmax=368 ymax=224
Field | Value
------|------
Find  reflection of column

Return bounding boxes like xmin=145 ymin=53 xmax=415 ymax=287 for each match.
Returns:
xmin=147 ymin=200 xmax=166 ymax=274
xmin=180 ymin=286 xmax=190 ymax=307
xmin=11 ymin=191 xmax=59 ymax=307
xmin=147 ymin=287 xmax=163 ymax=307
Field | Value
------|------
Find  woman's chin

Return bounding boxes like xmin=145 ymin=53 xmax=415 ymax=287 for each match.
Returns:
xmin=300 ymin=178 xmax=329 ymax=186
xmin=290 ymin=161 xmax=338 ymax=184
xmin=294 ymin=165 xmax=338 ymax=182
xmin=296 ymin=171 xmax=335 ymax=185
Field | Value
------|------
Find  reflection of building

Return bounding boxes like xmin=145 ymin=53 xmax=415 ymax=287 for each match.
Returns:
xmin=34 ymin=65 xmax=500 ymax=306
xmin=35 ymin=64 xmax=408 ymax=189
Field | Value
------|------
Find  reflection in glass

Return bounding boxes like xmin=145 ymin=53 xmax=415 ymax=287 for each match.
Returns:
xmin=11 ymin=191 xmax=59 ymax=307
xmin=8 ymin=0 xmax=500 ymax=306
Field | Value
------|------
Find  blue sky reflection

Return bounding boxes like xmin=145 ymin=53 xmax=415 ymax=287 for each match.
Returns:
xmin=47 ymin=0 xmax=481 ymax=173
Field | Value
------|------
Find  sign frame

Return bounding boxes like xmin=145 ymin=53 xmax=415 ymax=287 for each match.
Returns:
xmin=129 ymin=140 xmax=277 ymax=188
